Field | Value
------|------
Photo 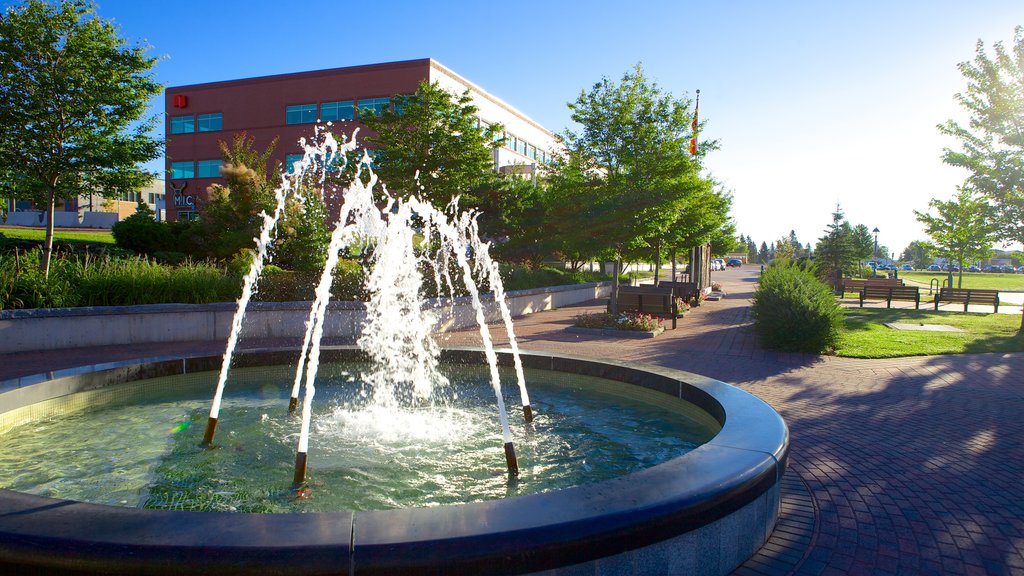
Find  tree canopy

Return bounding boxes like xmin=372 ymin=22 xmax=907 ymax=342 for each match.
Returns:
xmin=0 ymin=0 xmax=162 ymax=275
xmin=939 ymin=26 xmax=1024 ymax=248
xmin=359 ymin=80 xmax=503 ymax=209
xmin=551 ymin=64 xmax=718 ymax=303
xmin=914 ymin=187 xmax=998 ymax=287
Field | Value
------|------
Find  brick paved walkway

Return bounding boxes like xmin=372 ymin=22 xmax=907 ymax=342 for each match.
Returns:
xmin=437 ymin=269 xmax=1024 ymax=575
xmin=2 ymin=268 xmax=1023 ymax=575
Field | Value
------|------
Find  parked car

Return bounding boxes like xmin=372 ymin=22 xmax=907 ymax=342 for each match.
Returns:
xmin=927 ymin=264 xmax=941 ymax=271
xmin=1018 ymin=266 xmax=1024 ymax=273
xmin=727 ymin=258 xmax=742 ymax=268
xmin=967 ymin=265 xmax=981 ymax=273
xmin=901 ymin=264 xmax=914 ymax=271
xmin=1001 ymin=265 xmax=1016 ymax=273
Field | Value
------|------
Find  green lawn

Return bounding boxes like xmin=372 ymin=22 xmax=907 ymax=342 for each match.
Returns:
xmin=0 ymin=227 xmax=115 ymax=246
xmin=836 ymin=308 xmax=1024 ymax=358
xmin=899 ymin=271 xmax=1024 ymax=291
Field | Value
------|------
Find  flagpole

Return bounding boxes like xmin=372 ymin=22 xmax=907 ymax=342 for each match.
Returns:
xmin=690 ymin=89 xmax=700 ymax=156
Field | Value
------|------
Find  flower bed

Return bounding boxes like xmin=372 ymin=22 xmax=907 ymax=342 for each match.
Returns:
xmin=574 ymin=311 xmax=664 ymax=332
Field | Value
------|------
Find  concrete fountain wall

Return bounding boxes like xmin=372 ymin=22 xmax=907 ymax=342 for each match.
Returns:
xmin=0 ymin=347 xmax=788 ymax=576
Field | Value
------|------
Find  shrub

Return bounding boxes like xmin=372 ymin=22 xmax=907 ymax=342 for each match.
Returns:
xmin=573 ymin=311 xmax=663 ymax=332
xmin=111 ymin=202 xmax=171 ymax=255
xmin=752 ymin=260 xmax=843 ymax=353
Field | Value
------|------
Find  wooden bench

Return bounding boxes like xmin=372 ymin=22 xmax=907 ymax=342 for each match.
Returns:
xmin=612 ymin=286 xmax=677 ymax=329
xmin=933 ymin=288 xmax=1000 ymax=312
xmin=859 ymin=286 xmax=921 ymax=309
xmin=840 ymin=277 xmax=904 ymax=295
xmin=641 ymin=281 xmax=699 ymax=303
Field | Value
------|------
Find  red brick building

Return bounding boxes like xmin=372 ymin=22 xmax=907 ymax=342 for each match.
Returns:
xmin=164 ymin=58 xmax=557 ymax=221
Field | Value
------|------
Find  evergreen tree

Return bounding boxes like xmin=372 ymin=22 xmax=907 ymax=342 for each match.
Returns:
xmin=815 ymin=204 xmax=858 ymax=289
xmin=758 ymin=241 xmax=769 ymax=264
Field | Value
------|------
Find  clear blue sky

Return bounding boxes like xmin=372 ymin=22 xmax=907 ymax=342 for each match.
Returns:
xmin=14 ymin=0 xmax=1024 ymax=255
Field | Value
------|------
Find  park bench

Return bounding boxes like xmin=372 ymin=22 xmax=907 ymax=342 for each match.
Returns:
xmin=840 ymin=277 xmax=904 ymax=295
xmin=640 ymin=281 xmax=699 ymax=303
xmin=933 ymin=288 xmax=1000 ymax=312
xmin=612 ymin=286 xmax=677 ymax=329
xmin=859 ymin=285 xmax=921 ymax=309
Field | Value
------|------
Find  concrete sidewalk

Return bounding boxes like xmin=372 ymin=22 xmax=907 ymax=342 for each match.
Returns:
xmin=2 ymin=268 xmax=1023 ymax=575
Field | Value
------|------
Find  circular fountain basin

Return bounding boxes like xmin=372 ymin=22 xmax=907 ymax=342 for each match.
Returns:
xmin=0 ymin=347 xmax=788 ymax=575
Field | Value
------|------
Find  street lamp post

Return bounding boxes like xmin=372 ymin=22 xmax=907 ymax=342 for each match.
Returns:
xmin=872 ymin=227 xmax=879 ymax=261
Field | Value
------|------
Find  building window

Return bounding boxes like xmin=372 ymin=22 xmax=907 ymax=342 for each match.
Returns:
xmin=528 ymin=145 xmax=537 ymax=161
xmin=286 ymin=154 xmax=304 ymax=173
xmin=120 ymin=191 xmax=141 ymax=202
xmin=197 ymin=113 xmax=222 ymax=132
xmin=197 ymin=159 xmax=222 ymax=178
xmin=170 ymin=161 xmax=195 ymax=179
xmin=148 ymin=192 xmax=160 ymax=204
xmin=286 ymin=104 xmax=317 ymax=124
xmin=517 ymin=139 xmax=528 ymax=155
xmin=357 ymin=97 xmax=390 ymax=117
xmin=321 ymin=101 xmax=354 ymax=122
xmin=170 ymin=115 xmax=194 ymax=134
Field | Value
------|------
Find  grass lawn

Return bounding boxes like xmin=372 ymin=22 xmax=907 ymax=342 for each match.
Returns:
xmin=836 ymin=308 xmax=1024 ymax=358
xmin=0 ymin=226 xmax=115 ymax=246
xmin=899 ymin=271 xmax=1024 ymax=291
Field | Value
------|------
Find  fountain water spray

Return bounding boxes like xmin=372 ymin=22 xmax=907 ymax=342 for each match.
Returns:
xmin=205 ymin=127 xmax=529 ymax=481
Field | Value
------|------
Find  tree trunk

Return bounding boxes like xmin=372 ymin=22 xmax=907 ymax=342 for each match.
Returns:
xmin=41 ymin=188 xmax=56 ymax=278
xmin=609 ymin=257 xmax=622 ymax=315
xmin=671 ymin=248 xmax=677 ymax=283
xmin=653 ymin=240 xmax=662 ymax=286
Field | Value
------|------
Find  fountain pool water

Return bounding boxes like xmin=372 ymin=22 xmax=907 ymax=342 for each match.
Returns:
xmin=0 ymin=348 xmax=788 ymax=575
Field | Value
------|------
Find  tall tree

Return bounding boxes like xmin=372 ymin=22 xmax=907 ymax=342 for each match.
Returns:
xmin=901 ymin=240 xmax=935 ymax=269
xmin=0 ymin=0 xmax=162 ymax=276
xmin=815 ymin=204 xmax=858 ymax=290
xmin=939 ymin=27 xmax=1024 ymax=250
xmin=758 ymin=241 xmax=769 ymax=264
xmin=914 ymin=187 xmax=998 ymax=288
xmin=555 ymin=64 xmax=710 ymax=308
xmin=851 ymin=224 xmax=875 ymax=263
xmin=359 ymin=80 xmax=503 ymax=209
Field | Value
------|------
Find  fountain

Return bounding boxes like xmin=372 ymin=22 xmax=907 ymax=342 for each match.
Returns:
xmin=0 ymin=130 xmax=789 ymax=575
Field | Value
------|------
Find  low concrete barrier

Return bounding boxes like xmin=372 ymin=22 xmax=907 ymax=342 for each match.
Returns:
xmin=0 ymin=282 xmax=611 ymax=353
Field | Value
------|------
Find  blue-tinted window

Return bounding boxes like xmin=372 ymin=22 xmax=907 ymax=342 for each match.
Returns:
xmin=286 ymin=154 xmax=304 ymax=174
xmin=286 ymin=104 xmax=317 ymax=125
xmin=528 ymin=145 xmax=537 ymax=160
xmin=517 ymin=139 xmax=527 ymax=155
xmin=197 ymin=113 xmax=222 ymax=132
xmin=357 ymin=97 xmax=390 ymax=116
xmin=170 ymin=116 xmax=194 ymax=134
xmin=170 ymin=161 xmax=194 ymax=179
xmin=321 ymin=101 xmax=354 ymax=122
xmin=197 ymin=159 xmax=222 ymax=178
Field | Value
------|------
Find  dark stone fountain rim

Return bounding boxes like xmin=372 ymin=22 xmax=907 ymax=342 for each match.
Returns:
xmin=0 ymin=347 xmax=789 ymax=575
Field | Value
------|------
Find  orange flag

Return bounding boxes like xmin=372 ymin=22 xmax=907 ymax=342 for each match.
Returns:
xmin=690 ymin=89 xmax=700 ymax=156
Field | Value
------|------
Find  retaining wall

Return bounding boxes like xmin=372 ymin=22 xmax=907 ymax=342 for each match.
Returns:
xmin=0 ymin=282 xmax=611 ymax=353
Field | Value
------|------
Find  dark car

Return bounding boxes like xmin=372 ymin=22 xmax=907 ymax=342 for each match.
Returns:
xmin=927 ymin=264 xmax=941 ymax=271
xmin=727 ymin=259 xmax=742 ymax=268
xmin=967 ymin=265 xmax=981 ymax=273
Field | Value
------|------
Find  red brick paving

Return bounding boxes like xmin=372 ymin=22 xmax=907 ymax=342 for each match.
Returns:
xmin=2 ymin=267 xmax=1023 ymax=575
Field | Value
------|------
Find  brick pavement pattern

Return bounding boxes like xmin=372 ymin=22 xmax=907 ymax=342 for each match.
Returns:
xmin=2 ymin=268 xmax=1023 ymax=575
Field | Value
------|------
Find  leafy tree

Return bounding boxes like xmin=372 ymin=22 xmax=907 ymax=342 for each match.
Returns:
xmin=359 ymin=80 xmax=503 ymax=209
xmin=198 ymin=133 xmax=280 ymax=260
xmin=914 ymin=187 xmax=998 ymax=288
xmin=774 ymin=236 xmax=797 ymax=261
xmin=758 ymin=241 xmax=769 ymax=264
xmin=815 ymin=204 xmax=858 ymax=289
xmin=746 ymin=237 xmax=758 ymax=263
xmin=901 ymin=240 xmax=935 ymax=269
xmin=554 ymin=64 xmax=711 ymax=307
xmin=0 ymin=0 xmax=162 ymax=276
xmin=939 ymin=27 xmax=1024 ymax=249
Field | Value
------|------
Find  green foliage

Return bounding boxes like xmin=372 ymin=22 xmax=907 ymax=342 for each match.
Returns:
xmin=814 ymin=204 xmax=859 ymax=287
xmin=111 ymin=201 xmax=168 ymax=255
xmin=914 ymin=187 xmax=998 ymax=287
xmin=752 ymin=260 xmax=844 ymax=353
xmin=499 ymin=265 xmax=609 ymax=292
xmin=196 ymin=133 xmax=280 ymax=260
xmin=271 ymin=186 xmax=331 ymax=272
xmin=360 ymin=80 xmax=502 ymax=209
xmin=940 ymin=26 xmax=1024 ymax=247
xmin=900 ymin=240 xmax=935 ymax=269
xmin=573 ymin=311 xmax=663 ymax=332
xmin=0 ymin=249 xmax=240 ymax=310
xmin=836 ymin=308 xmax=1024 ymax=358
xmin=252 ymin=258 xmax=367 ymax=302
xmin=0 ymin=0 xmax=162 ymax=275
